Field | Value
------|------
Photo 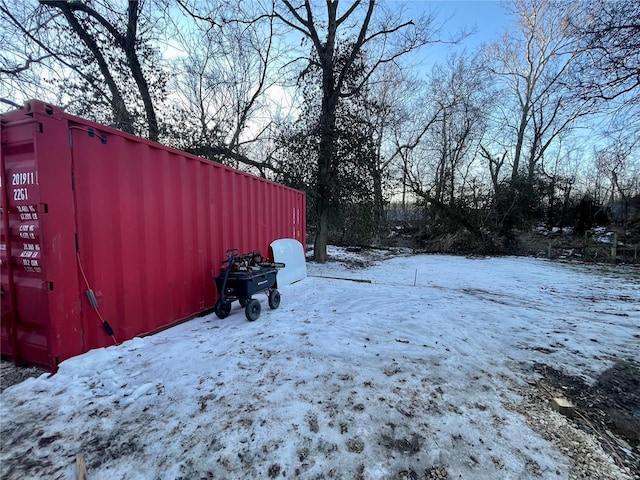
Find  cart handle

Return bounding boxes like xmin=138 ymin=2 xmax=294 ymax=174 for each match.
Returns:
xmin=225 ymin=248 xmax=240 ymax=259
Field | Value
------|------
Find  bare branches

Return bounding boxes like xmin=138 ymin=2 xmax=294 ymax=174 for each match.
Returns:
xmin=174 ymin=0 xmax=222 ymax=29
xmin=335 ymin=0 xmax=375 ymax=95
xmin=270 ymin=0 xmax=441 ymax=261
xmin=568 ymin=0 xmax=640 ymax=103
xmin=171 ymin=0 xmax=288 ymax=173
xmin=566 ymin=0 xmax=640 ymax=143
xmin=39 ymin=1 xmax=124 ymax=44
xmin=279 ymin=0 xmax=324 ymax=57
xmin=483 ymin=0 xmax=592 ymax=184
xmin=0 ymin=54 xmax=52 ymax=75
xmin=1 ymin=98 xmax=22 ymax=108
xmin=38 ymin=0 xmax=159 ymax=140
xmin=0 ymin=1 xmax=102 ymax=103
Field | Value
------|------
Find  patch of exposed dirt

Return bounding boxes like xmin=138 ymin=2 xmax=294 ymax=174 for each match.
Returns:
xmin=307 ymin=245 xmax=413 ymax=269
xmin=393 ymin=466 xmax=449 ymax=480
xmin=531 ymin=361 xmax=640 ymax=478
xmin=0 ymin=360 xmax=47 ymax=393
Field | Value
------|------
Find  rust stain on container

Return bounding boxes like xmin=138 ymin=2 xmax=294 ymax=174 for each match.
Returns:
xmin=1 ymin=100 xmax=306 ymax=371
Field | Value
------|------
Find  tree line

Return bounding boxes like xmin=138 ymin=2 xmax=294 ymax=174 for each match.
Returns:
xmin=1 ymin=0 xmax=638 ymax=261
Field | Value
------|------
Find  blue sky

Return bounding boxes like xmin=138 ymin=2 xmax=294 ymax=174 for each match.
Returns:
xmin=402 ymin=0 xmax=511 ymax=53
xmin=433 ymin=1 xmax=509 ymax=44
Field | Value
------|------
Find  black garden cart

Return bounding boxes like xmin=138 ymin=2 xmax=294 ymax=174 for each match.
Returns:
xmin=214 ymin=249 xmax=283 ymax=321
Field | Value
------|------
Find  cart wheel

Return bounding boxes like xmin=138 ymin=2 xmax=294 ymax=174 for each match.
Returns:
xmin=214 ymin=300 xmax=231 ymax=319
xmin=239 ymin=297 xmax=250 ymax=308
xmin=245 ymin=299 xmax=261 ymax=321
xmin=268 ymin=289 xmax=281 ymax=309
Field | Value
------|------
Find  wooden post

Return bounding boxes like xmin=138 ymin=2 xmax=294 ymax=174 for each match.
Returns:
xmin=548 ymin=240 xmax=552 ymax=259
xmin=584 ymin=232 xmax=588 ymax=261
xmin=76 ymin=453 xmax=88 ymax=480
xmin=611 ymin=233 xmax=617 ymax=264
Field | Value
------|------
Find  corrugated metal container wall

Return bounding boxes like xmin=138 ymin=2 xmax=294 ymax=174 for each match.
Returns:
xmin=1 ymin=100 xmax=306 ymax=371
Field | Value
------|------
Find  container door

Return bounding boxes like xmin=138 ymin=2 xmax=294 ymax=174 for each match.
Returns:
xmin=2 ymin=102 xmax=84 ymax=371
xmin=0 ymin=129 xmax=48 ymax=365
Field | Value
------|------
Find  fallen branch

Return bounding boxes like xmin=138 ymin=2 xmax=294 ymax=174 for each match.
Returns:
xmin=307 ymin=275 xmax=372 ymax=284
xmin=575 ymin=410 xmax=627 ymax=471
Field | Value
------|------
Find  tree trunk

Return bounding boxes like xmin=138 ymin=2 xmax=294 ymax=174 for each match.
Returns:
xmin=371 ymin=166 xmax=385 ymax=238
xmin=314 ymin=90 xmax=337 ymax=262
xmin=547 ymin=177 xmax=556 ymax=228
xmin=312 ymin=4 xmax=338 ymax=263
xmin=511 ymin=105 xmax=529 ymax=183
xmin=127 ymin=52 xmax=159 ymax=141
xmin=314 ymin=144 xmax=331 ymax=263
xmin=50 ymin=3 xmax=135 ymax=134
xmin=314 ymin=207 xmax=329 ymax=263
xmin=278 ymin=0 xmax=397 ymax=262
xmin=123 ymin=1 xmax=158 ymax=141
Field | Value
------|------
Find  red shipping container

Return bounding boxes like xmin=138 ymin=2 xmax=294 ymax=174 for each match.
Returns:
xmin=1 ymin=100 xmax=306 ymax=371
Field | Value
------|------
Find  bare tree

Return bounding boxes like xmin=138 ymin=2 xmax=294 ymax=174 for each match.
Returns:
xmin=483 ymin=0 xmax=591 ymax=186
xmin=594 ymin=140 xmax=639 ymax=224
xmin=568 ymin=0 xmax=640 ymax=145
xmin=1 ymin=0 xmax=165 ymax=140
xmin=480 ymin=146 xmax=508 ymax=195
xmin=428 ymin=54 xmax=487 ymax=207
xmin=275 ymin=0 xmax=437 ymax=262
xmin=170 ymin=0 xmax=287 ymax=173
xmin=384 ymin=75 xmax=443 ymax=215
xmin=355 ymin=62 xmax=417 ymax=239
xmin=401 ymin=53 xmax=489 ymax=236
xmin=0 ymin=0 xmax=65 ymax=107
xmin=38 ymin=0 xmax=161 ymax=140
xmin=340 ymin=61 xmax=428 ymax=219
xmin=568 ymin=0 xmax=640 ymax=105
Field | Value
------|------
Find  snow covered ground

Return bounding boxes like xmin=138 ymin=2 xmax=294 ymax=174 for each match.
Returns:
xmin=1 ymin=249 xmax=638 ymax=479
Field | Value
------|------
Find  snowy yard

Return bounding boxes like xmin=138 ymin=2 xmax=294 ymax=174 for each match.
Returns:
xmin=1 ymin=250 xmax=639 ymax=479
